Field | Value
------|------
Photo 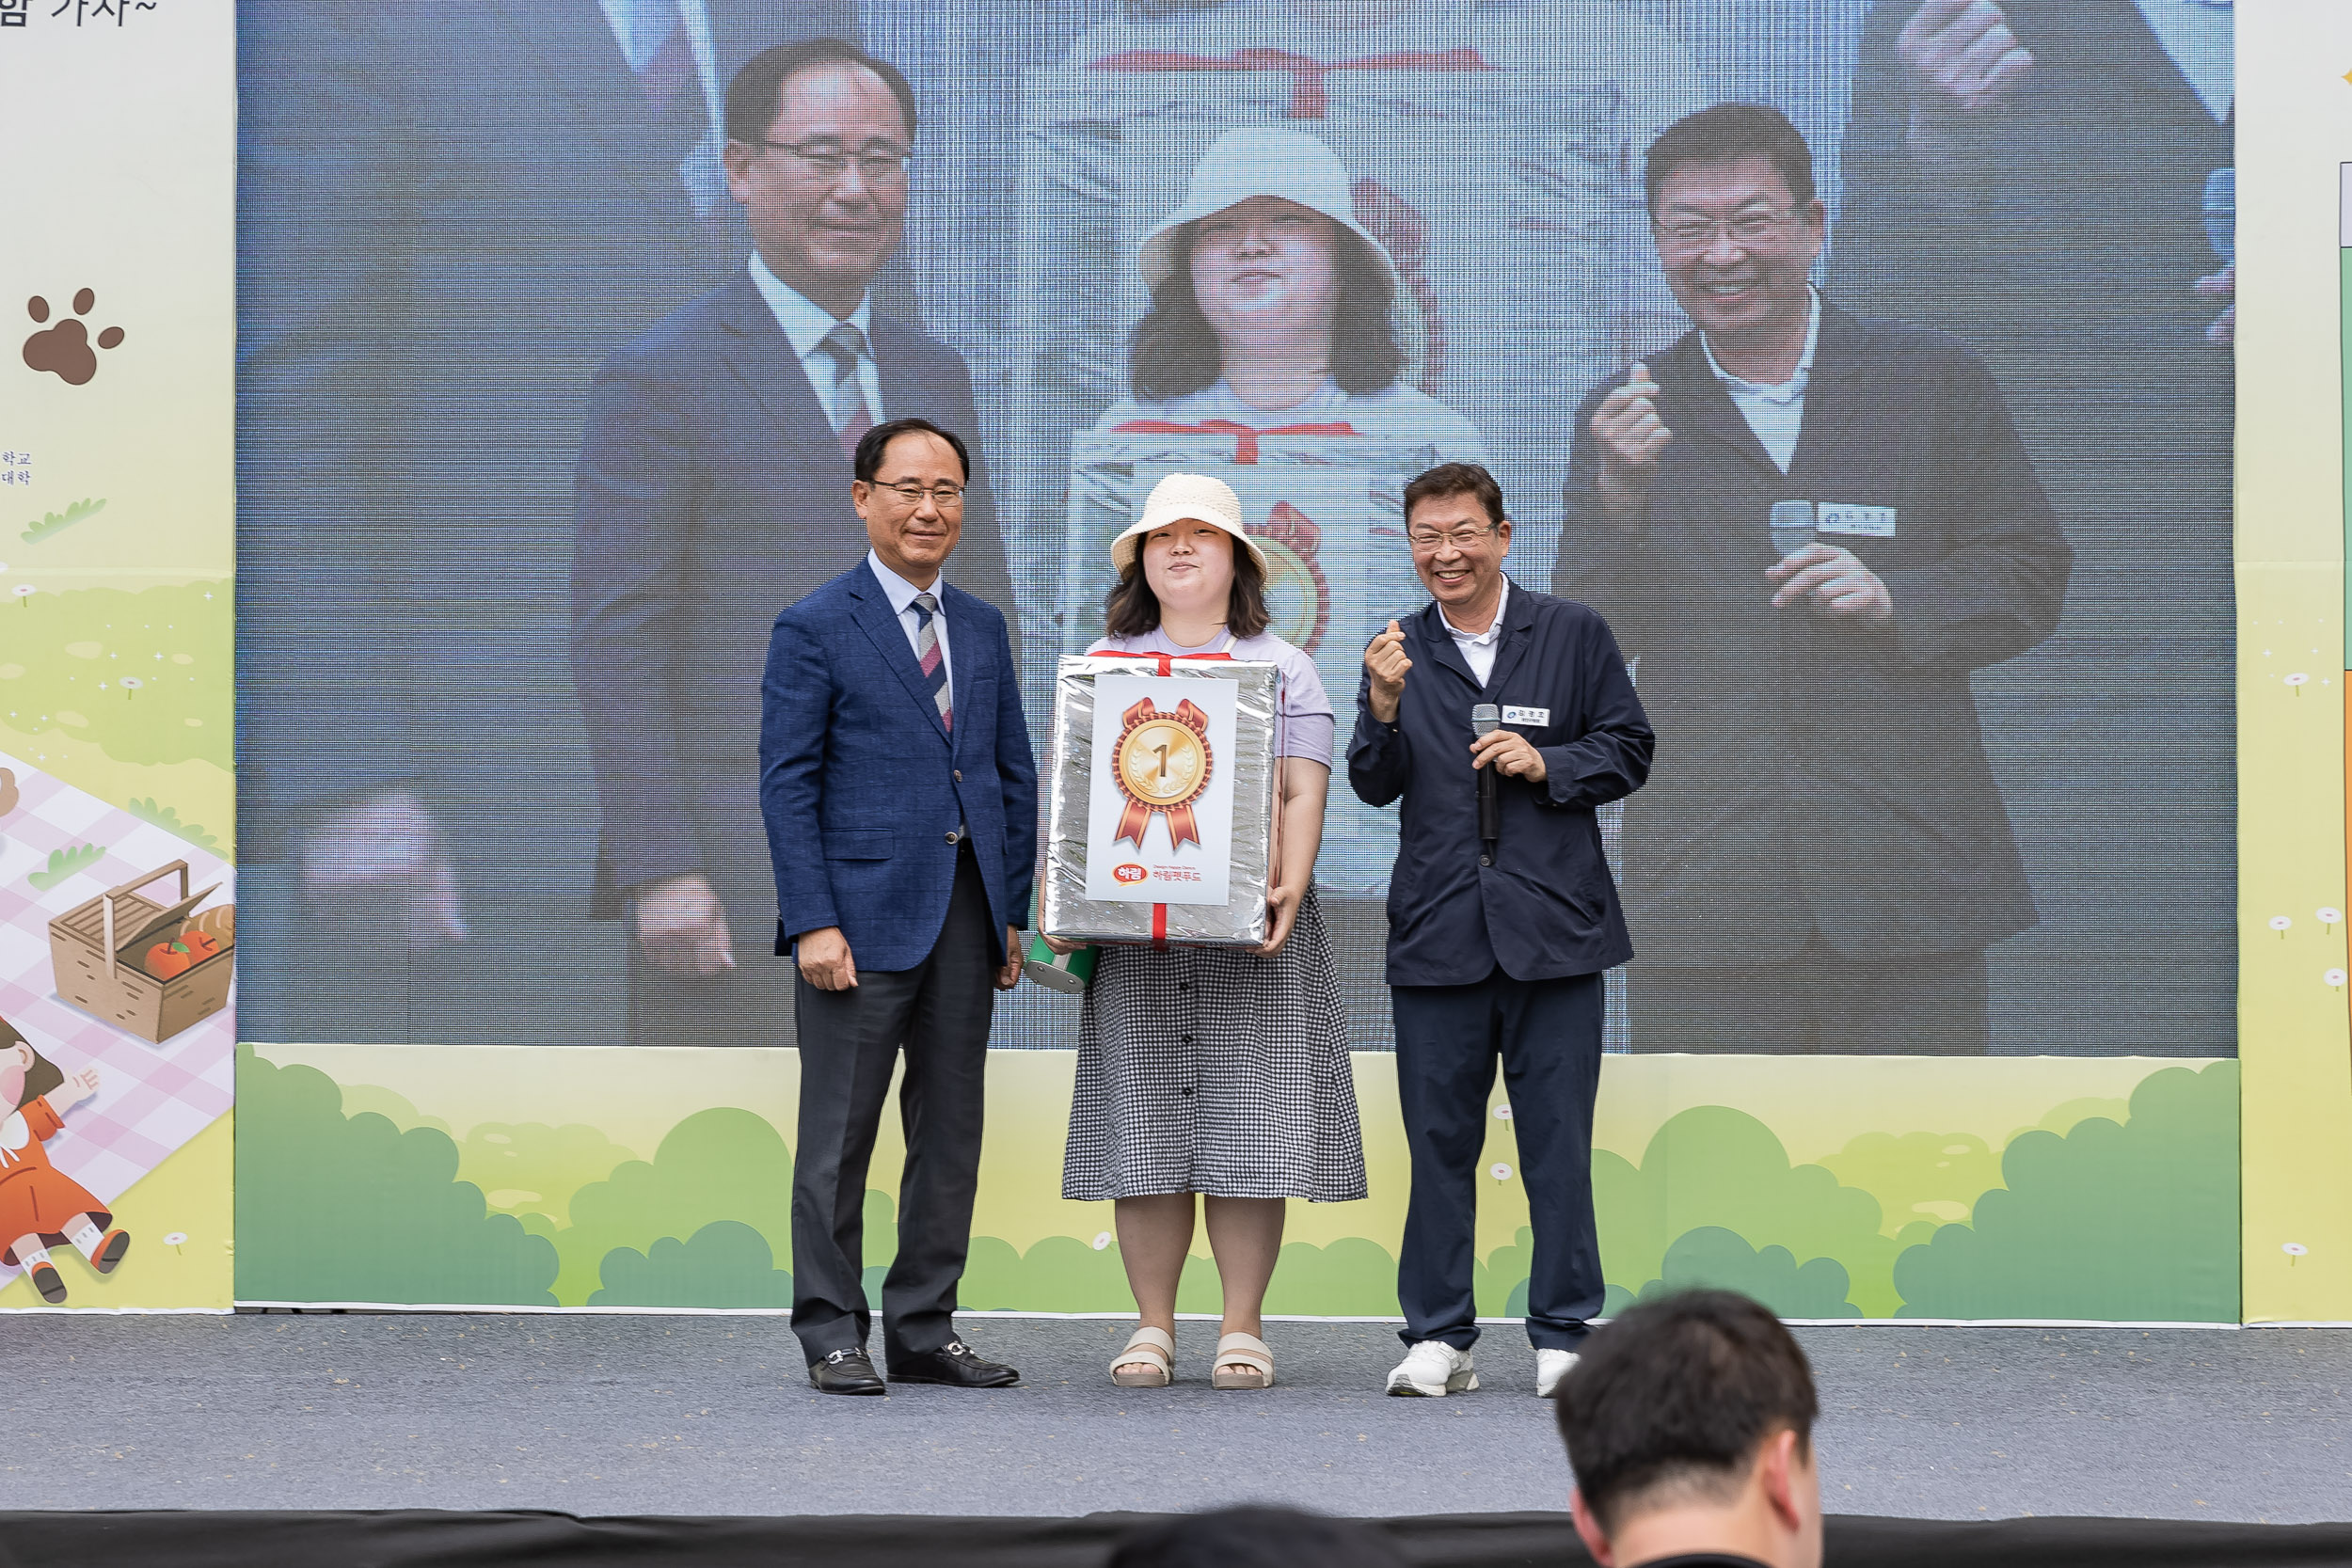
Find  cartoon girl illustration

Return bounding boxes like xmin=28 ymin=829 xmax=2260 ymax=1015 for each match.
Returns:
xmin=0 ymin=1017 xmax=129 ymax=1304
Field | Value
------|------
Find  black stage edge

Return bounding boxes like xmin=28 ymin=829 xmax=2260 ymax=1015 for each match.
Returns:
xmin=7 ymin=1511 xmax=2352 ymax=1567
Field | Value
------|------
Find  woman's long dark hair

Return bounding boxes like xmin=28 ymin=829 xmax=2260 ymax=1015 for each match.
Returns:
xmin=1103 ymin=538 xmax=1271 ymax=641
xmin=1128 ymin=217 xmax=1404 ymax=403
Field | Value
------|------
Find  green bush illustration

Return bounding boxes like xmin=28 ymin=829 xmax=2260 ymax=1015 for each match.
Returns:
xmin=0 ymin=581 xmax=230 ymax=767
xmin=1820 ymin=1131 xmax=2005 ymax=1234
xmin=961 ymin=1233 xmax=1136 ymax=1312
xmin=457 ymin=1120 xmax=638 ymax=1218
xmin=125 ymin=796 xmax=222 ymax=851
xmin=25 ymin=843 xmax=104 ymax=891
xmin=234 ymin=1045 xmax=559 ymax=1306
xmin=1597 ymin=1105 xmax=1900 ymax=1314
xmin=20 ymin=497 xmax=103 ymax=544
xmin=1263 ymin=1237 xmax=1401 ymax=1316
xmin=548 ymin=1107 xmax=795 ymax=1306
xmin=591 ymin=1220 xmax=793 ymax=1308
xmin=1638 ymin=1227 xmax=1860 ymax=1317
xmin=1893 ymin=1062 xmax=2239 ymax=1322
xmin=1477 ymin=1226 xmax=1534 ymax=1315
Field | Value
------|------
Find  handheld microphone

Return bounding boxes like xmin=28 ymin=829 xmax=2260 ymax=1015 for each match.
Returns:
xmin=1769 ymin=499 xmax=1817 ymax=560
xmin=1471 ymin=703 xmax=1502 ymax=853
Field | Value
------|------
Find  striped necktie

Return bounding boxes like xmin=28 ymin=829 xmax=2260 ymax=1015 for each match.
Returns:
xmin=912 ymin=592 xmax=952 ymax=732
xmin=817 ymin=322 xmax=875 ymax=459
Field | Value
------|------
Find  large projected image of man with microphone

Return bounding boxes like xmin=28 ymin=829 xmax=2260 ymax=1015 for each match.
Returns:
xmin=1556 ymin=103 xmax=2072 ymax=1056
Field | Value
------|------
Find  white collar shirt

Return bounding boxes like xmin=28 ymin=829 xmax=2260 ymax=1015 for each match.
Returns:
xmin=2130 ymin=0 xmax=2233 ymax=123
xmin=1442 ymin=577 xmax=1509 ymax=688
xmin=751 ymin=252 xmax=882 ymax=426
xmin=866 ymin=549 xmax=951 ymax=696
xmin=1701 ymin=286 xmax=1821 ymax=474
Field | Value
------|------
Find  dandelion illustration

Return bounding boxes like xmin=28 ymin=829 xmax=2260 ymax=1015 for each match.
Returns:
xmin=163 ymin=1231 xmax=188 ymax=1254
xmin=1091 ymin=1232 xmax=1111 ymax=1252
xmin=1489 ymin=1162 xmax=1513 ymax=1182
xmin=2287 ymin=673 xmax=2311 ymax=694
xmin=2323 ymin=908 xmax=2344 ymax=932
xmin=2326 ymin=970 xmax=2345 ymax=990
xmin=119 ymin=675 xmax=142 ymax=701
xmin=11 ymin=585 xmax=32 ymax=609
xmin=1493 ymin=1104 xmax=1513 ymax=1121
xmin=2271 ymin=915 xmax=2293 ymax=937
xmin=2284 ymin=1243 xmax=2310 ymax=1264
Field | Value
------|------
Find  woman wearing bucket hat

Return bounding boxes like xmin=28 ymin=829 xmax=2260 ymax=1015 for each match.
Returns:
xmin=1097 ymin=126 xmax=1486 ymax=457
xmin=1047 ymin=471 xmax=1365 ymax=1392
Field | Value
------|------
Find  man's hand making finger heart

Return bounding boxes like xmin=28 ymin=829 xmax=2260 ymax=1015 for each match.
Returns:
xmin=1767 ymin=544 xmax=1893 ymax=624
xmin=1365 ymin=619 xmax=1414 ymax=723
xmin=1470 ymin=728 xmax=1547 ymax=783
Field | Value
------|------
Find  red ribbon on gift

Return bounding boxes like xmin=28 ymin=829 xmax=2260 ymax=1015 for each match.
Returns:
xmin=1090 ymin=45 xmax=1493 ymax=119
xmin=1112 ymin=418 xmax=1357 ymax=466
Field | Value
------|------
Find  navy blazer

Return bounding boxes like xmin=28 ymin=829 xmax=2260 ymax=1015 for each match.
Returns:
xmin=572 ymin=269 xmax=1021 ymax=919
xmin=1554 ymin=301 xmax=2072 ymax=967
xmin=1348 ymin=581 xmax=1653 ymax=988
xmin=759 ymin=560 xmax=1038 ymax=973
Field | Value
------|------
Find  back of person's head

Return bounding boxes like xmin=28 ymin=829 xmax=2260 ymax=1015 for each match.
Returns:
xmin=1555 ymin=1290 xmax=1821 ymax=1568
xmin=1108 ymin=1506 xmax=1408 ymax=1568
xmin=1643 ymin=102 xmax=1817 ymax=214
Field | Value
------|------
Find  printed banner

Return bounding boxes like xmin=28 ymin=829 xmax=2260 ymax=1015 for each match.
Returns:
xmin=1085 ymin=673 xmax=1240 ymax=906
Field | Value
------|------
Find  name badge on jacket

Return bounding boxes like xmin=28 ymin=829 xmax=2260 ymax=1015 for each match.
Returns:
xmin=1818 ymin=502 xmax=1897 ymax=539
xmin=1502 ymin=705 xmax=1550 ymax=726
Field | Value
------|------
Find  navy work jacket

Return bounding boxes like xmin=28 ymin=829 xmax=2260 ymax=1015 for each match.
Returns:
xmin=1348 ymin=580 xmax=1654 ymax=987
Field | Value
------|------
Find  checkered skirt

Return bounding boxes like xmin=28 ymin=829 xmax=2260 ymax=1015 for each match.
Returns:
xmin=1062 ymin=890 xmax=1366 ymax=1203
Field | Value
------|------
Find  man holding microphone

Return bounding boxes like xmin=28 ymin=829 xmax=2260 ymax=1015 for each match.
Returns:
xmin=1556 ymin=103 xmax=2070 ymax=1055
xmin=1350 ymin=461 xmax=1653 ymax=1401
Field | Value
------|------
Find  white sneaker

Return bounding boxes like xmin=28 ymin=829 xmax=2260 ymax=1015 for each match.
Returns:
xmin=1386 ymin=1339 xmax=1479 ymax=1397
xmin=1535 ymin=1348 xmax=1580 ymax=1398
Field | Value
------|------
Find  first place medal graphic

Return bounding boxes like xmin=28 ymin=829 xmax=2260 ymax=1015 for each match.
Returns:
xmin=1113 ymin=696 xmax=1214 ymax=850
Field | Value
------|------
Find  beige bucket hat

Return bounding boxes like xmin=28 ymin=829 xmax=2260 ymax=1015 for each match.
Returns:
xmin=1136 ymin=125 xmax=1400 ymax=295
xmin=1111 ymin=472 xmax=1269 ymax=575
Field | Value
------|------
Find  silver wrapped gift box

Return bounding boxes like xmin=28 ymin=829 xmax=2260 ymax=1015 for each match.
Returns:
xmin=1038 ymin=654 xmax=1281 ymax=948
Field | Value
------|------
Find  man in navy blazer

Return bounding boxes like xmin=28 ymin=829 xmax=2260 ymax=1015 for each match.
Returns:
xmin=1556 ymin=104 xmax=2070 ymax=1055
xmin=1349 ymin=462 xmax=1653 ymax=1402
xmin=761 ymin=417 xmax=1036 ymax=1396
xmin=573 ymin=38 xmax=1020 ymax=1050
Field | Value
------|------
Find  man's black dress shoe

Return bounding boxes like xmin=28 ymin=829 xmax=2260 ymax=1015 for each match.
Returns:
xmin=888 ymin=1338 xmax=1020 ymax=1387
xmin=809 ymin=1347 xmax=888 ymax=1396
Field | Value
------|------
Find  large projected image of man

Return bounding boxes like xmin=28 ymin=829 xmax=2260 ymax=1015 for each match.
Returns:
xmin=1556 ymin=104 xmax=2073 ymax=1055
xmin=572 ymin=39 xmax=1019 ymax=1049
xmin=237 ymin=0 xmax=853 ymax=1046
xmin=1833 ymin=0 xmax=2235 ymax=1049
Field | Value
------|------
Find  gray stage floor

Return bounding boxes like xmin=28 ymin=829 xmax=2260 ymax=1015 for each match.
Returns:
xmin=0 ymin=1316 xmax=2345 ymax=1522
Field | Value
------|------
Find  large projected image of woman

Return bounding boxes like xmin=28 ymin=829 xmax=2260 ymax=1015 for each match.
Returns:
xmin=1096 ymin=126 xmax=1484 ymax=462
xmin=1070 ymin=128 xmax=1486 ymax=944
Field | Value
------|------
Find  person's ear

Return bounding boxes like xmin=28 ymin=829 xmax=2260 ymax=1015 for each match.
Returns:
xmin=1569 ymin=1489 xmax=1617 ymax=1568
xmin=723 ymin=138 xmax=756 ymax=198
xmin=1758 ymin=1427 xmax=1805 ymax=1535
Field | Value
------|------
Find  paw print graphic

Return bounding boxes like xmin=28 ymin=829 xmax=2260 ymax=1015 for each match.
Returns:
xmin=23 ymin=289 xmax=126 ymax=387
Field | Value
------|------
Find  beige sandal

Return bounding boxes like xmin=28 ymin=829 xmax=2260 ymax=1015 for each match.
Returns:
xmin=1111 ymin=1325 xmax=1175 ymax=1387
xmin=1212 ymin=1332 xmax=1274 ymax=1391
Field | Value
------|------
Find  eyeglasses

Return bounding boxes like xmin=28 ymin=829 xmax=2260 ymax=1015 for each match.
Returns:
xmin=1653 ymin=207 xmax=1800 ymax=250
xmin=870 ymin=480 xmax=965 ymax=508
xmin=755 ymin=137 xmax=911 ymax=183
xmin=1406 ymin=523 xmax=1499 ymax=551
